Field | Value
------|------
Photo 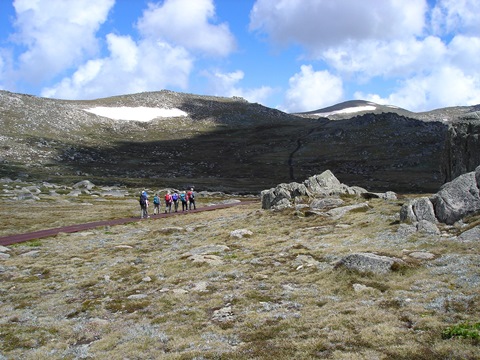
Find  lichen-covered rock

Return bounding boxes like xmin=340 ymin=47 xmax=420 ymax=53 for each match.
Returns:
xmin=400 ymin=197 xmax=437 ymax=223
xmin=335 ymin=252 xmax=405 ymax=274
xmin=73 ymin=180 xmax=95 ymax=190
xmin=261 ymin=170 xmax=368 ymax=210
xmin=310 ymin=198 xmax=344 ymax=210
xmin=230 ymin=229 xmax=253 ymax=238
xmin=457 ymin=225 xmax=480 ymax=242
xmin=430 ymin=166 xmax=480 ymax=225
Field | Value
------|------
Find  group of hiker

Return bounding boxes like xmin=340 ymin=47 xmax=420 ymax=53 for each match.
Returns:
xmin=139 ymin=188 xmax=196 ymax=219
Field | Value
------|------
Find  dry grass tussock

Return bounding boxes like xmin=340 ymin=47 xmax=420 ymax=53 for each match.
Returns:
xmin=0 ymin=194 xmax=479 ymax=359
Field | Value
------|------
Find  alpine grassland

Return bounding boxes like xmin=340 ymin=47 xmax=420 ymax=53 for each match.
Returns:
xmin=1 ymin=185 xmax=479 ymax=359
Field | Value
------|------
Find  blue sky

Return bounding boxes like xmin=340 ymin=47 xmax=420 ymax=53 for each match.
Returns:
xmin=0 ymin=0 xmax=479 ymax=112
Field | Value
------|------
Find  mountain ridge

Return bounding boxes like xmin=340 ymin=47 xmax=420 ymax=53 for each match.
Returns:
xmin=1 ymin=89 xmax=479 ymax=193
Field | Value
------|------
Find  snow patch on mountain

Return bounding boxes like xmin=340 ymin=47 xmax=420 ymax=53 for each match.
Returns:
xmin=84 ymin=106 xmax=188 ymax=121
xmin=314 ymin=105 xmax=377 ymax=117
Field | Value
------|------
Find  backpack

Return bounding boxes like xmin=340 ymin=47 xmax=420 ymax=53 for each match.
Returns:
xmin=139 ymin=194 xmax=146 ymax=206
xmin=180 ymin=193 xmax=186 ymax=201
xmin=172 ymin=193 xmax=179 ymax=201
xmin=153 ymin=196 xmax=160 ymax=205
xmin=165 ymin=194 xmax=172 ymax=203
xmin=189 ymin=192 xmax=195 ymax=200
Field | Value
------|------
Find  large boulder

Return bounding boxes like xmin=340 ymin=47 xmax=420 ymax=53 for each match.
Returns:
xmin=261 ymin=170 xmax=368 ymax=210
xmin=430 ymin=166 xmax=480 ymax=225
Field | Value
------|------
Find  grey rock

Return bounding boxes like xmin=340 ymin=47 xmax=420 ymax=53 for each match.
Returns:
xmin=408 ymin=251 xmax=436 ymax=260
xmin=326 ymin=202 xmax=370 ymax=220
xmin=416 ymin=220 xmax=440 ymax=235
xmin=335 ymin=252 xmax=405 ymax=274
xmin=211 ymin=305 xmax=234 ymax=322
xmin=67 ymin=189 xmax=82 ymax=197
xmin=310 ymin=197 xmax=344 ymax=210
xmin=181 ymin=245 xmax=230 ymax=257
xmin=400 ymin=197 xmax=436 ymax=223
xmin=127 ymin=294 xmax=148 ymax=300
xmin=261 ymin=170 xmax=368 ymax=210
xmin=431 ymin=166 xmax=480 ymax=225
xmin=457 ymin=225 xmax=480 ymax=242
xmin=73 ymin=180 xmax=95 ymax=190
xmin=230 ymin=229 xmax=253 ymax=238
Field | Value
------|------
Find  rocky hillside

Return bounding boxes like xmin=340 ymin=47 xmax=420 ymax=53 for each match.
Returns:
xmin=1 ymin=90 xmax=479 ymax=193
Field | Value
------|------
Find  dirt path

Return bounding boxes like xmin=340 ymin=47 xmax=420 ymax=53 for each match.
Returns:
xmin=0 ymin=201 xmax=256 ymax=246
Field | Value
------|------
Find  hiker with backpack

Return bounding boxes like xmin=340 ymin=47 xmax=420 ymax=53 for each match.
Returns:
xmin=187 ymin=188 xmax=196 ymax=210
xmin=180 ymin=191 xmax=188 ymax=211
xmin=172 ymin=191 xmax=179 ymax=212
xmin=139 ymin=190 xmax=149 ymax=218
xmin=153 ymin=193 xmax=161 ymax=215
xmin=164 ymin=191 xmax=172 ymax=213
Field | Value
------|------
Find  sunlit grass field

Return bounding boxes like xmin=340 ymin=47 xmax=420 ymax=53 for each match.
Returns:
xmin=1 ymin=188 xmax=479 ymax=359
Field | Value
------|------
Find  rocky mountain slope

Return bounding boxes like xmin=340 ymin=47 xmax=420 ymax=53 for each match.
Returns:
xmin=1 ymin=90 xmax=479 ymax=193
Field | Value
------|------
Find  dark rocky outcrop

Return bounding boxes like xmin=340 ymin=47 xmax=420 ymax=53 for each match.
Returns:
xmin=1 ymin=90 xmax=479 ymax=194
xmin=442 ymin=117 xmax=480 ymax=182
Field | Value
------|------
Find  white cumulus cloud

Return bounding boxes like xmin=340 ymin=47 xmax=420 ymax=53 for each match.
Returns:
xmin=137 ymin=0 xmax=236 ymax=57
xmin=250 ymin=0 xmax=426 ymax=51
xmin=356 ymin=66 xmax=480 ymax=111
xmin=41 ymin=35 xmax=193 ymax=99
xmin=203 ymin=69 xmax=275 ymax=105
xmin=282 ymin=65 xmax=343 ymax=113
xmin=11 ymin=0 xmax=114 ymax=84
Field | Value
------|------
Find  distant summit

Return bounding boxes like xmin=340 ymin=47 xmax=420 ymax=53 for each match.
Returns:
xmin=294 ymin=100 xmax=412 ymax=120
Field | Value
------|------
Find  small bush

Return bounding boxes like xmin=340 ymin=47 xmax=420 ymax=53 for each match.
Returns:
xmin=442 ymin=322 xmax=480 ymax=340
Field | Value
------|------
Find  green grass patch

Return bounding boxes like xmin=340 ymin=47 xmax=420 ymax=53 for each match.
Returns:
xmin=442 ymin=322 xmax=480 ymax=340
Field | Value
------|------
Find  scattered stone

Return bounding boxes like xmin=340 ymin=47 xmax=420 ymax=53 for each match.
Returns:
xmin=16 ymin=191 xmax=39 ymax=201
xmin=352 ymin=283 xmax=378 ymax=293
xmin=212 ymin=305 xmax=234 ymax=322
xmin=326 ymin=203 xmax=370 ymax=220
xmin=127 ymin=294 xmax=147 ymax=300
xmin=457 ymin=225 xmax=480 ymax=242
xmin=77 ymin=231 xmax=95 ymax=237
xmin=114 ymin=245 xmax=133 ymax=249
xmin=0 ymin=246 xmax=10 ymax=252
xmin=407 ymin=251 xmax=436 ymax=260
xmin=20 ymin=250 xmax=40 ymax=257
xmin=230 ymin=229 xmax=253 ymax=238
xmin=172 ymin=289 xmax=188 ymax=295
xmin=73 ymin=180 xmax=95 ymax=190
xmin=310 ymin=198 xmax=344 ymax=210
xmin=191 ymin=281 xmax=209 ymax=292
xmin=100 ymin=190 xmax=127 ymax=197
xmin=142 ymin=276 xmax=152 ymax=282
xmin=187 ymin=254 xmax=223 ymax=266
xmin=335 ymin=252 xmax=406 ymax=274
xmin=181 ymin=245 xmax=230 ymax=257
xmin=362 ymin=191 xmax=397 ymax=200
xmin=67 ymin=190 xmax=82 ymax=197
xmin=0 ymin=253 xmax=10 ymax=260
xmin=156 ymin=226 xmax=185 ymax=234
xmin=293 ymin=255 xmax=320 ymax=269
